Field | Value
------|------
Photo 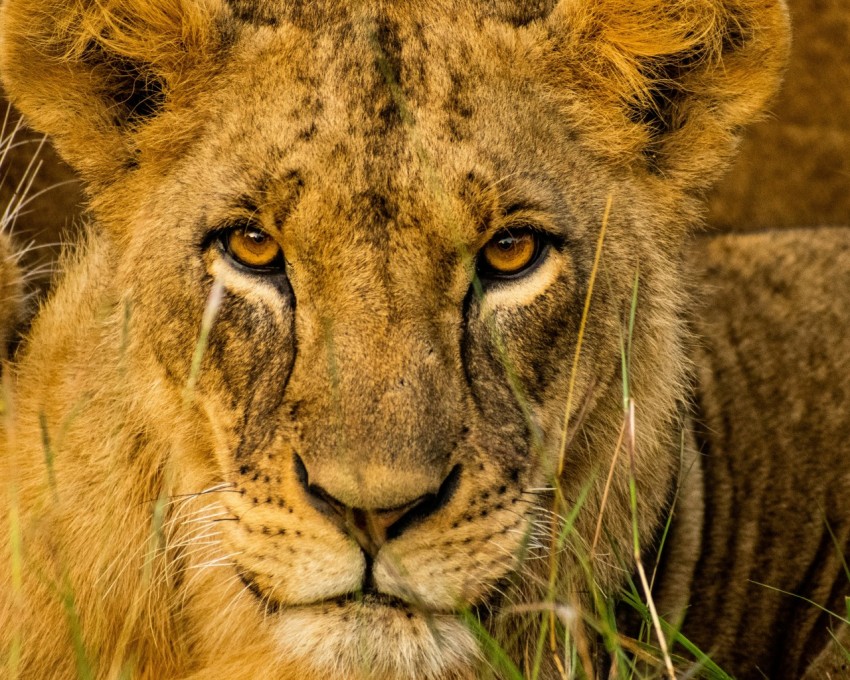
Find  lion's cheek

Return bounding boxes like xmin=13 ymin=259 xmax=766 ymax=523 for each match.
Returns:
xmin=227 ymin=532 xmax=367 ymax=605
xmin=373 ymin=518 xmax=529 ymax=609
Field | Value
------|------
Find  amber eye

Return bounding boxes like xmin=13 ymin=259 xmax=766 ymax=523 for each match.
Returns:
xmin=225 ymin=225 xmax=284 ymax=270
xmin=479 ymin=229 xmax=541 ymax=278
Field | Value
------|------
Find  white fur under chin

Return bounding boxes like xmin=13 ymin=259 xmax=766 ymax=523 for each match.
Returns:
xmin=272 ymin=604 xmax=480 ymax=680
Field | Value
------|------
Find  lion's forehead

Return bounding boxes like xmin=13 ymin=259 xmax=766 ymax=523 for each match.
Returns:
xmin=177 ymin=18 xmax=578 ymax=290
xmin=219 ymin=5 xmax=556 ymax=136
xmin=226 ymin=0 xmax=559 ymax=31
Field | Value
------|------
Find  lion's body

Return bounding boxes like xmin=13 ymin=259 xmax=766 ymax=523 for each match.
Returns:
xmin=679 ymin=229 xmax=850 ymax=677
xmin=0 ymin=1 xmax=847 ymax=679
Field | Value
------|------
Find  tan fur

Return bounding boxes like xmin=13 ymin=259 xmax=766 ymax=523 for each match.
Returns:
xmin=680 ymin=228 xmax=850 ymax=677
xmin=6 ymin=1 xmax=844 ymax=679
xmin=0 ymin=232 xmax=21 ymax=352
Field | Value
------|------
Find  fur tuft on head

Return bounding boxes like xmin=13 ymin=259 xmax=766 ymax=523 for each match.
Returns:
xmin=61 ymin=0 xmax=222 ymax=68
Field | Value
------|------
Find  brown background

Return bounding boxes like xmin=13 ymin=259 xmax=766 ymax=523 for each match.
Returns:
xmin=707 ymin=0 xmax=850 ymax=230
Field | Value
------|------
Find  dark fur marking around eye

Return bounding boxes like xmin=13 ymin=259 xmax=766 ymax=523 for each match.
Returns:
xmin=210 ymin=294 xmax=294 ymax=465
xmin=265 ymin=169 xmax=305 ymax=229
xmin=236 ymin=195 xmax=260 ymax=215
xmin=458 ymin=172 xmax=495 ymax=237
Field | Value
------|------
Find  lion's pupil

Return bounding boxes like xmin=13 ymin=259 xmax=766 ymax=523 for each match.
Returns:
xmin=482 ymin=230 xmax=537 ymax=275
xmin=227 ymin=226 xmax=281 ymax=269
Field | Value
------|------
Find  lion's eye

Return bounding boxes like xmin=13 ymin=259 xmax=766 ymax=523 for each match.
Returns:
xmin=224 ymin=225 xmax=284 ymax=270
xmin=478 ymin=229 xmax=542 ymax=279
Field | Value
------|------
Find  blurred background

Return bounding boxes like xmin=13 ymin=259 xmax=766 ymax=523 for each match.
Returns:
xmin=707 ymin=0 xmax=850 ymax=230
xmin=2 ymin=0 xmax=848 ymax=302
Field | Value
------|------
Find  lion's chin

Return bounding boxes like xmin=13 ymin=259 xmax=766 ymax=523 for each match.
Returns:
xmin=270 ymin=597 xmax=480 ymax=680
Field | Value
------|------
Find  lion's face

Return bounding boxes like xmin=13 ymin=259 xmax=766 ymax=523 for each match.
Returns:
xmin=0 ymin=0 xmax=789 ymax=676
xmin=116 ymin=17 xmax=621 ymax=675
xmin=111 ymin=15 xmax=658 ymax=675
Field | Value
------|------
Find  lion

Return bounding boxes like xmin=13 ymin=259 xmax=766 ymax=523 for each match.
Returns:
xmin=0 ymin=233 xmax=21 ymax=352
xmin=1 ymin=0 xmax=847 ymax=678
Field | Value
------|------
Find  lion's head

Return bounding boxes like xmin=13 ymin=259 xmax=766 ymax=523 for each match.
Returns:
xmin=0 ymin=0 xmax=789 ymax=677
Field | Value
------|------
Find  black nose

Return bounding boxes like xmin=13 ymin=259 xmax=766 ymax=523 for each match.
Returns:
xmin=294 ymin=454 xmax=461 ymax=557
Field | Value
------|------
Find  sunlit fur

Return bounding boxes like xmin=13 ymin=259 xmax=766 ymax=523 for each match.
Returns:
xmin=0 ymin=0 xmax=792 ymax=678
xmin=0 ymin=233 xmax=21 ymax=351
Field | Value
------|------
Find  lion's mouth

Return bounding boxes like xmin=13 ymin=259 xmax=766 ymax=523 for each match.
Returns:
xmin=237 ymin=569 xmax=430 ymax=615
xmin=327 ymin=591 xmax=416 ymax=610
xmin=236 ymin=567 xmax=514 ymax=633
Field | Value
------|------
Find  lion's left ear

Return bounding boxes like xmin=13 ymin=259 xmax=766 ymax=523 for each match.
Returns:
xmin=544 ymin=0 xmax=790 ymax=189
xmin=0 ymin=0 xmax=230 ymax=184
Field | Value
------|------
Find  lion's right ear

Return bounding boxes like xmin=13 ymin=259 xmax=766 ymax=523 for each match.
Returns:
xmin=0 ymin=0 xmax=229 ymax=183
xmin=542 ymin=0 xmax=790 ymax=190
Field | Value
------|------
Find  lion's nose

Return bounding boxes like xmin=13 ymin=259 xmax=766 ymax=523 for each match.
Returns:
xmin=294 ymin=454 xmax=461 ymax=557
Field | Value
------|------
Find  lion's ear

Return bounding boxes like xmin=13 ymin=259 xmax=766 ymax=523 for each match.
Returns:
xmin=546 ymin=0 xmax=790 ymax=189
xmin=0 ymin=0 xmax=228 ymax=183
